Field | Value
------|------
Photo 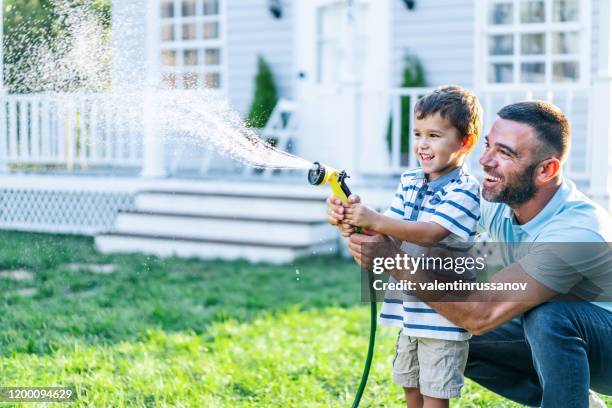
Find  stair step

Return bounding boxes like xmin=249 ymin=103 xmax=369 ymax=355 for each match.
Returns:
xmin=114 ymin=211 xmax=338 ymax=246
xmin=95 ymin=232 xmax=338 ymax=264
xmin=135 ymin=191 xmax=328 ymax=222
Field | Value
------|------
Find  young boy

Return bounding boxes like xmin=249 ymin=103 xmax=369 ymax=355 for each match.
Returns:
xmin=331 ymin=85 xmax=482 ymax=408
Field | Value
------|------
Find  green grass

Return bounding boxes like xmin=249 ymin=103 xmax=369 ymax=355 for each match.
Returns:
xmin=0 ymin=231 xmax=609 ymax=407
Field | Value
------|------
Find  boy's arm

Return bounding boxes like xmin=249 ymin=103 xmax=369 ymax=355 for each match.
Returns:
xmin=345 ymin=203 xmax=451 ymax=245
xmin=373 ymin=214 xmax=451 ymax=245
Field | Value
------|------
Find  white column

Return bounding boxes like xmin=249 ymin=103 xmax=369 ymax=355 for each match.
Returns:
xmin=140 ymin=0 xmax=166 ymax=178
xmin=589 ymin=0 xmax=612 ymax=211
xmin=339 ymin=0 xmax=360 ymax=179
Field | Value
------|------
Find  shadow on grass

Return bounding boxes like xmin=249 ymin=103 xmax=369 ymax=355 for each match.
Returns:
xmin=0 ymin=230 xmax=362 ymax=356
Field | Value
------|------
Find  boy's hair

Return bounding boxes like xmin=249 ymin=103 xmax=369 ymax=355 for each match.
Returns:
xmin=415 ymin=85 xmax=483 ymax=143
xmin=497 ymin=101 xmax=570 ymax=163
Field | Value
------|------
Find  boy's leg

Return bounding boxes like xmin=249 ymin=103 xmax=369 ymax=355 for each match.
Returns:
xmin=403 ymin=387 xmax=423 ymax=408
xmin=464 ymin=318 xmax=542 ymax=406
xmin=393 ymin=333 xmax=420 ymax=406
xmin=422 ymin=395 xmax=449 ymax=408
xmin=417 ymin=337 xmax=469 ymax=402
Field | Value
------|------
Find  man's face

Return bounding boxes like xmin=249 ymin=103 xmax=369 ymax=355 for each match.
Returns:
xmin=479 ymin=118 xmax=542 ymax=205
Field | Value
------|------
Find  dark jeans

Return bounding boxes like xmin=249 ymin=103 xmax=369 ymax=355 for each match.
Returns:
xmin=465 ymin=301 xmax=612 ymax=408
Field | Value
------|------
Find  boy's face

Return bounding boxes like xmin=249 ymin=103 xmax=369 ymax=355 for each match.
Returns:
xmin=413 ymin=112 xmax=465 ymax=180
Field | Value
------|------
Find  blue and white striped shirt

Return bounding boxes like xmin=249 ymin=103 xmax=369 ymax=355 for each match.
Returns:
xmin=379 ymin=165 xmax=481 ymax=341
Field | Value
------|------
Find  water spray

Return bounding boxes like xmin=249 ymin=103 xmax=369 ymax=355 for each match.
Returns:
xmin=307 ymin=161 xmax=377 ymax=408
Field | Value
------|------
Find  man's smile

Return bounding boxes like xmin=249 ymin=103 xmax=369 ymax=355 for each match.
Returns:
xmin=483 ymin=171 xmax=503 ymax=187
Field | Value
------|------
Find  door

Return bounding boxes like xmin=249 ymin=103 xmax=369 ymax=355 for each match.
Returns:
xmin=294 ymin=0 xmax=391 ymax=176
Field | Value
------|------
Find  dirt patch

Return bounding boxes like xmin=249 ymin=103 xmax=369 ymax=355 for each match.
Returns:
xmin=67 ymin=263 xmax=117 ymax=274
xmin=0 ymin=269 xmax=34 ymax=281
xmin=14 ymin=288 xmax=38 ymax=297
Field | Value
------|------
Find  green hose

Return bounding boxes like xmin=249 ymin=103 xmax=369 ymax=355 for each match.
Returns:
xmin=351 ymin=269 xmax=377 ymax=408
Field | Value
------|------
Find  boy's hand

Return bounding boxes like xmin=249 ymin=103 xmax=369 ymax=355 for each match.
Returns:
xmin=326 ymin=196 xmax=345 ymax=226
xmin=327 ymin=195 xmax=361 ymax=236
xmin=345 ymin=202 xmax=379 ymax=230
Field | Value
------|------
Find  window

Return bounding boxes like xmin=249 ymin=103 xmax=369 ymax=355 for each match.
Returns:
xmin=481 ymin=0 xmax=588 ymax=86
xmin=159 ymin=0 xmax=224 ymax=90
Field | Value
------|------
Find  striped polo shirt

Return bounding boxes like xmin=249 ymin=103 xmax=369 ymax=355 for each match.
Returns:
xmin=379 ymin=165 xmax=481 ymax=341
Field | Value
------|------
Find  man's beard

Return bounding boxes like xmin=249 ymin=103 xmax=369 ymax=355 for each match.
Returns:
xmin=483 ymin=162 xmax=539 ymax=205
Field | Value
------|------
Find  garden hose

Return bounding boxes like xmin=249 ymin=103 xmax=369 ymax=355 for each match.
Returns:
xmin=351 ymin=270 xmax=377 ymax=408
xmin=308 ymin=162 xmax=376 ymax=407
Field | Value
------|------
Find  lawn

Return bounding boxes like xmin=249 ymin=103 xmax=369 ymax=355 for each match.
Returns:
xmin=0 ymin=230 xmax=609 ymax=407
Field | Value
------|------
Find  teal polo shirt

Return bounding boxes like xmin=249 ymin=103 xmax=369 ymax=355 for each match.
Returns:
xmin=479 ymin=178 xmax=612 ymax=313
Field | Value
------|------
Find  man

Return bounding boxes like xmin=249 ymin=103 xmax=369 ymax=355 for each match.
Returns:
xmin=328 ymin=101 xmax=612 ymax=407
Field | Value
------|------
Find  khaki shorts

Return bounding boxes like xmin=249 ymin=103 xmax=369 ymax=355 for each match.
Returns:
xmin=392 ymin=333 xmax=469 ymax=399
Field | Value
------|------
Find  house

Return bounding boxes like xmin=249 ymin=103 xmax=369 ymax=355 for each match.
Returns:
xmin=0 ymin=0 xmax=611 ymax=262
xmin=109 ymin=0 xmax=611 ymax=200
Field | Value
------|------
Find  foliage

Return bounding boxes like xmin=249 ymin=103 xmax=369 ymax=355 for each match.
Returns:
xmin=1 ymin=231 xmax=609 ymax=406
xmin=247 ymin=55 xmax=278 ymax=129
xmin=387 ymin=53 xmax=427 ymax=160
xmin=2 ymin=0 xmax=111 ymax=93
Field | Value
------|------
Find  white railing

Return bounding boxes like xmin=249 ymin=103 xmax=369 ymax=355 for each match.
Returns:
xmin=1 ymin=93 xmax=144 ymax=169
xmin=385 ymin=86 xmax=592 ymax=185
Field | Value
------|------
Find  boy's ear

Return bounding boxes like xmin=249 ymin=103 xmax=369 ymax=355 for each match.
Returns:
xmin=461 ymin=133 xmax=477 ymax=152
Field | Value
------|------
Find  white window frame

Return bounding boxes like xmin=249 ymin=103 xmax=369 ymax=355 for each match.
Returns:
xmin=157 ymin=0 xmax=228 ymax=92
xmin=474 ymin=0 xmax=591 ymax=90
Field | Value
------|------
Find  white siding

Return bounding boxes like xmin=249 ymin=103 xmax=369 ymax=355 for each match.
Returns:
xmin=391 ymin=0 xmax=475 ymax=87
xmin=226 ymin=0 xmax=294 ymax=116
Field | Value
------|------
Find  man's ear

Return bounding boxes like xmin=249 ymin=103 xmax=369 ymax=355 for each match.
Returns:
xmin=461 ymin=133 xmax=477 ymax=152
xmin=537 ymin=158 xmax=561 ymax=183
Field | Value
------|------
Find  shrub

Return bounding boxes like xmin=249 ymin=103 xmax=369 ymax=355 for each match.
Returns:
xmin=247 ymin=55 xmax=278 ymax=129
xmin=386 ymin=53 xmax=426 ymax=163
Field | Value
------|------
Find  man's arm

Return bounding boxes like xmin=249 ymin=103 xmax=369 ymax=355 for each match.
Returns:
xmin=425 ymin=265 xmax=556 ymax=335
xmin=348 ymin=232 xmax=559 ymax=335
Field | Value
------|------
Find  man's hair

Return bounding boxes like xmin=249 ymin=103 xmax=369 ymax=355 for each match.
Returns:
xmin=497 ymin=101 xmax=570 ymax=163
xmin=414 ymin=85 xmax=483 ymax=142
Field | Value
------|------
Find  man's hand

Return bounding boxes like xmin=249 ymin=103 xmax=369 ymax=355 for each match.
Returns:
xmin=347 ymin=229 xmax=387 ymax=266
xmin=326 ymin=194 xmax=361 ymax=237
xmin=345 ymin=202 xmax=380 ymax=230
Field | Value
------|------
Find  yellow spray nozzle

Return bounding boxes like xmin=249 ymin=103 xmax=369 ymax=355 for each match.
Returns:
xmin=308 ymin=161 xmax=361 ymax=233
xmin=307 ymin=162 xmax=352 ymax=205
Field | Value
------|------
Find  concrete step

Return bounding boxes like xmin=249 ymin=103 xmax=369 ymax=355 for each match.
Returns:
xmin=134 ymin=191 xmax=328 ymax=222
xmin=95 ymin=232 xmax=338 ymax=264
xmin=113 ymin=211 xmax=337 ymax=246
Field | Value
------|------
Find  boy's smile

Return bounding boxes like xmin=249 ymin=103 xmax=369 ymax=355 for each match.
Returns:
xmin=413 ymin=112 xmax=467 ymax=180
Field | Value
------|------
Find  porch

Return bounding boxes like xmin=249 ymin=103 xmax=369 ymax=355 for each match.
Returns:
xmin=0 ymin=84 xmax=610 ymax=261
xmin=0 ymin=86 xmax=602 ymax=184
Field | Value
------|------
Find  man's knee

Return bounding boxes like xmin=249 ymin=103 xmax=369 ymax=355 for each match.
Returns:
xmin=523 ymin=302 xmax=576 ymax=344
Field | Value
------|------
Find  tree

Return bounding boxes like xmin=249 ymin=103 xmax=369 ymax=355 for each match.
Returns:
xmin=2 ymin=0 xmax=110 ymax=93
xmin=247 ymin=55 xmax=278 ymax=129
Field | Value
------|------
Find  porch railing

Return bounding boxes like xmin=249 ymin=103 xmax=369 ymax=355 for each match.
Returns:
xmin=386 ymin=86 xmax=592 ymax=185
xmin=1 ymin=93 xmax=144 ymax=169
xmin=0 ymin=87 xmax=595 ymax=188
